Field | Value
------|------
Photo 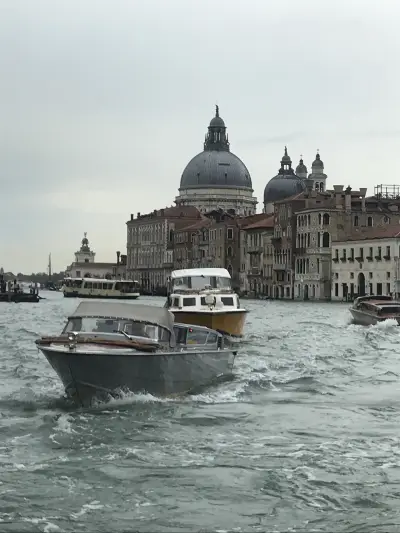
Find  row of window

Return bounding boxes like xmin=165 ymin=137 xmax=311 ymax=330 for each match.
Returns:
xmin=333 ymin=271 xmax=391 ymax=280
xmin=333 ymin=282 xmax=391 ymax=298
xmin=333 ymin=245 xmax=394 ymax=262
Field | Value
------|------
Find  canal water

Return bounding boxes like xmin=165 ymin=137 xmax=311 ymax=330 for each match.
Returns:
xmin=1 ymin=292 xmax=400 ymax=532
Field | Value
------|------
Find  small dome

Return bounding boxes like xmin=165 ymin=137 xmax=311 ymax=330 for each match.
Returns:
xmin=281 ymin=146 xmax=291 ymax=164
xmin=312 ymin=153 xmax=324 ymax=169
xmin=209 ymin=115 xmax=225 ymax=128
xmin=264 ymin=174 xmax=305 ymax=205
xmin=296 ymin=158 xmax=308 ymax=174
xmin=180 ymin=150 xmax=252 ymax=189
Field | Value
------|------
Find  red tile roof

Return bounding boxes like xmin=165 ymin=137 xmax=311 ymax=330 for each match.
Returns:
xmin=334 ymin=224 xmax=400 ymax=243
xmin=243 ymin=214 xmax=274 ymax=230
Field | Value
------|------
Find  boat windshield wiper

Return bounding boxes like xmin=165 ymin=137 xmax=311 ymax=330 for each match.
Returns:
xmin=117 ymin=329 xmax=132 ymax=340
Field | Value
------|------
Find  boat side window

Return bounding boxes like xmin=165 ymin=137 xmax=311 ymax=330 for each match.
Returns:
xmin=85 ymin=282 xmax=92 ymax=289
xmin=216 ymin=277 xmax=231 ymax=289
xmin=174 ymin=326 xmax=187 ymax=344
xmin=200 ymin=297 xmax=206 ymax=305
xmin=64 ymin=318 xmax=82 ymax=332
xmin=115 ymin=282 xmax=122 ymax=291
xmin=206 ymin=333 xmax=218 ymax=345
xmin=173 ymin=297 xmax=180 ymax=307
xmin=221 ymin=297 xmax=234 ymax=306
xmin=187 ymin=328 xmax=209 ymax=344
xmin=183 ymin=297 xmax=196 ymax=307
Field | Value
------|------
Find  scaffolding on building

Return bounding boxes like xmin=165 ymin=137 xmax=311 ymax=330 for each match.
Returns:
xmin=374 ymin=184 xmax=400 ymax=199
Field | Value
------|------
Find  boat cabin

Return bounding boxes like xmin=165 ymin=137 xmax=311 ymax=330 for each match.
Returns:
xmin=62 ymin=302 xmax=227 ymax=349
xmin=353 ymin=295 xmax=393 ymax=308
xmin=168 ymin=292 xmax=241 ymax=310
xmin=63 ymin=278 xmax=140 ymax=293
xmin=168 ymin=268 xmax=232 ymax=294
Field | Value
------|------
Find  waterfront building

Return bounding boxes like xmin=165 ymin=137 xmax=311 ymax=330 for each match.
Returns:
xmin=293 ymin=184 xmax=400 ymax=300
xmin=331 ymin=225 xmax=400 ymax=301
xmin=242 ymin=214 xmax=275 ymax=297
xmin=66 ymin=233 xmax=126 ymax=279
xmin=126 ymin=206 xmax=202 ymax=292
xmin=175 ymin=106 xmax=257 ymax=216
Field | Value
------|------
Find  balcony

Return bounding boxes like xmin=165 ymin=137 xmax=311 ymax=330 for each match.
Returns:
xmin=273 ymin=264 xmax=287 ymax=271
xmin=355 ymin=256 xmax=364 ymax=262
xmin=340 ymin=256 xmax=346 ymax=262
xmin=247 ymin=245 xmax=263 ymax=254
xmin=366 ymin=255 xmax=373 ymax=261
xmin=348 ymin=257 xmax=355 ymax=262
xmin=271 ymin=237 xmax=282 ymax=246
xmin=384 ymin=254 xmax=391 ymax=260
xmin=248 ymin=267 xmax=261 ymax=275
xmin=332 ymin=256 xmax=339 ymax=263
xmin=295 ymin=247 xmax=306 ymax=255
xmin=375 ymin=255 xmax=382 ymax=261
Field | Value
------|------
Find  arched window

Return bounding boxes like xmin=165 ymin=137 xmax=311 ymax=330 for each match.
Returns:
xmin=323 ymin=213 xmax=330 ymax=225
xmin=318 ymin=213 xmax=322 ymax=225
xmin=322 ymin=232 xmax=330 ymax=248
xmin=227 ymin=246 xmax=233 ymax=257
xmin=367 ymin=216 xmax=373 ymax=227
xmin=354 ymin=216 xmax=359 ymax=227
xmin=307 ymin=214 xmax=311 ymax=225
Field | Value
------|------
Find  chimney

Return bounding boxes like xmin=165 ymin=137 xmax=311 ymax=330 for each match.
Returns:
xmin=137 ymin=212 xmax=141 ymax=218
xmin=130 ymin=213 xmax=133 ymax=221
xmin=333 ymin=185 xmax=344 ymax=209
xmin=116 ymin=251 xmax=120 ymax=266
xmin=345 ymin=186 xmax=352 ymax=212
xmin=359 ymin=187 xmax=367 ymax=212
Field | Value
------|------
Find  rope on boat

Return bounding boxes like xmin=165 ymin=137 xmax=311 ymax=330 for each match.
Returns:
xmin=35 ymin=335 xmax=160 ymax=353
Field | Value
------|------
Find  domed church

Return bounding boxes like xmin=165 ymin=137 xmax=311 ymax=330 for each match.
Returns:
xmin=263 ymin=148 xmax=328 ymax=213
xmin=175 ymin=106 xmax=257 ymax=215
xmin=263 ymin=147 xmax=305 ymax=213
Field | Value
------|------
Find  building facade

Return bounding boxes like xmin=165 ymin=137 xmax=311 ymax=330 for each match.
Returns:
xmin=66 ymin=234 xmax=126 ymax=279
xmin=242 ymin=215 xmax=275 ymax=297
xmin=331 ymin=225 xmax=400 ymax=301
xmin=126 ymin=206 xmax=202 ymax=292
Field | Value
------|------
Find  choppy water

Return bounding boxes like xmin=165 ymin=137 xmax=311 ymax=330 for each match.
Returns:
xmin=1 ymin=293 xmax=400 ymax=532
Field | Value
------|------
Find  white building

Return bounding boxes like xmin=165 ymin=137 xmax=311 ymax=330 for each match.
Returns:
xmin=65 ymin=233 xmax=126 ymax=279
xmin=331 ymin=225 xmax=400 ymax=301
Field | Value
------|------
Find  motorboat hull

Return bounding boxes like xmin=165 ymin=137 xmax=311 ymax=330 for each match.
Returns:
xmin=38 ymin=345 xmax=236 ymax=407
xmin=0 ymin=293 xmax=40 ymax=303
xmin=170 ymin=309 xmax=247 ymax=338
xmin=350 ymin=308 xmax=400 ymax=326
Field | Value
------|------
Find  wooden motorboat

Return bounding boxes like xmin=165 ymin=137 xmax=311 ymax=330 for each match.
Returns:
xmin=165 ymin=268 xmax=247 ymax=339
xmin=349 ymin=295 xmax=400 ymax=326
xmin=35 ymin=301 xmax=237 ymax=406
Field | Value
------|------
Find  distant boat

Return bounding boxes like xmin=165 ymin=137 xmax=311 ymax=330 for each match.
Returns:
xmin=62 ymin=277 xmax=140 ymax=300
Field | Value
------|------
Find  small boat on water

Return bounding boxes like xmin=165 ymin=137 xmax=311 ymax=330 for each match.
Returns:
xmin=35 ymin=301 xmax=237 ymax=406
xmin=349 ymin=295 xmax=400 ymax=326
xmin=165 ymin=268 xmax=248 ymax=340
xmin=62 ymin=277 xmax=140 ymax=300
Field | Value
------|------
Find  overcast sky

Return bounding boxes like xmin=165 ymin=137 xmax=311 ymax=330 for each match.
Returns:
xmin=1 ymin=0 xmax=399 ymax=273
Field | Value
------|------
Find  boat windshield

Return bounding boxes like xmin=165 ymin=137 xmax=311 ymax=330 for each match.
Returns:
xmin=64 ymin=279 xmax=83 ymax=288
xmin=173 ymin=276 xmax=231 ymax=291
xmin=63 ymin=317 xmax=169 ymax=341
xmin=378 ymin=306 xmax=400 ymax=315
xmin=114 ymin=281 xmax=140 ymax=293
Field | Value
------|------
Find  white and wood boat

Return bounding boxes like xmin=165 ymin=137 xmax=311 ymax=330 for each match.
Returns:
xmin=62 ymin=277 xmax=140 ymax=300
xmin=349 ymin=295 xmax=400 ymax=326
xmin=165 ymin=268 xmax=247 ymax=339
xmin=35 ymin=301 xmax=237 ymax=406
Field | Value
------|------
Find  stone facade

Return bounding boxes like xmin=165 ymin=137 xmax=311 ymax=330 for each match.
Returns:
xmin=242 ymin=215 xmax=275 ymax=297
xmin=66 ymin=234 xmax=126 ymax=279
xmin=331 ymin=225 xmax=400 ymax=300
xmin=293 ymin=184 xmax=400 ymax=300
xmin=126 ymin=206 xmax=202 ymax=292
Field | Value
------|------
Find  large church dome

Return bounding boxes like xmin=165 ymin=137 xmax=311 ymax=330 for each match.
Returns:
xmin=179 ymin=106 xmax=253 ymax=190
xmin=264 ymin=147 xmax=305 ymax=205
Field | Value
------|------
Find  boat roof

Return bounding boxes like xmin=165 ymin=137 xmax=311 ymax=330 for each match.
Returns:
xmin=355 ymin=295 xmax=392 ymax=304
xmin=64 ymin=277 xmax=139 ymax=283
xmin=171 ymin=268 xmax=231 ymax=279
xmin=69 ymin=302 xmax=174 ymax=331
